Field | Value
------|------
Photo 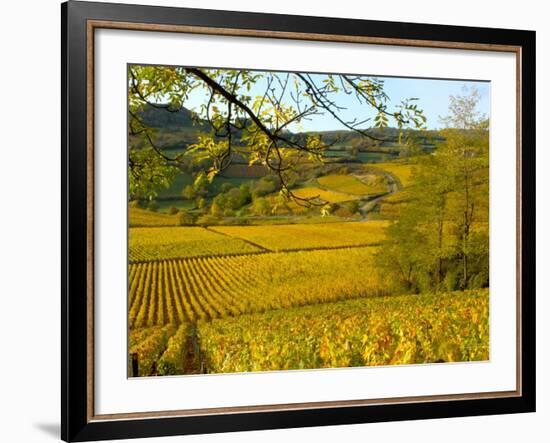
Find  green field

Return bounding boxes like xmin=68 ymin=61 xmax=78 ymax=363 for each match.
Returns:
xmin=371 ymin=162 xmax=417 ymax=188
xmin=317 ymin=174 xmax=387 ymax=195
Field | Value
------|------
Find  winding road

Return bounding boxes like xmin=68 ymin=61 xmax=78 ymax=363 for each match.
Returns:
xmin=356 ymin=172 xmax=400 ymax=220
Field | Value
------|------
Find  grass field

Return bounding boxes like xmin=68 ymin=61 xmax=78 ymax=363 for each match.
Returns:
xmin=356 ymin=152 xmax=395 ymax=162
xmin=129 ymin=226 xmax=261 ymax=262
xmin=372 ymin=162 xmax=417 ymax=188
xmin=210 ymin=221 xmax=389 ymax=251
xmin=317 ymin=174 xmax=387 ymax=195
xmin=291 ymin=186 xmax=360 ymax=203
xmin=128 ymin=247 xmax=385 ymax=328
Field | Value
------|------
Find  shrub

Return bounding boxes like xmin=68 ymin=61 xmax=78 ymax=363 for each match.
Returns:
xmin=196 ymin=197 xmax=207 ymax=209
xmin=251 ymin=176 xmax=279 ymax=198
xmin=147 ymin=200 xmax=159 ymax=212
xmin=220 ymin=182 xmax=234 ymax=193
xmin=178 ymin=210 xmax=195 ymax=226
xmin=181 ymin=184 xmax=195 ymax=200
xmin=344 ymin=201 xmax=360 ymax=214
xmin=251 ymin=197 xmax=271 ymax=216
xmin=196 ymin=214 xmax=220 ymax=226
xmin=168 ymin=205 xmax=179 ymax=215
xmin=210 ymin=202 xmax=224 ymax=217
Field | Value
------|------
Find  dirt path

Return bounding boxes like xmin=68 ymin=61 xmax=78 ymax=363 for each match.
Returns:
xmin=183 ymin=325 xmax=204 ymax=374
xmin=309 ymin=171 xmax=400 ymax=221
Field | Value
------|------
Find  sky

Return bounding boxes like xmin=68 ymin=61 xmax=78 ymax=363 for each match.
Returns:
xmin=178 ymin=68 xmax=490 ymax=132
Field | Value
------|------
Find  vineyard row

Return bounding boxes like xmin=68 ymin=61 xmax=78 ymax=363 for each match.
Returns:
xmin=128 ymin=246 xmax=386 ymax=328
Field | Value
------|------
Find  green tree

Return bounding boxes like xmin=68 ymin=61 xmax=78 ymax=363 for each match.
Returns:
xmin=147 ymin=200 xmax=159 ymax=212
xmin=251 ymin=197 xmax=271 ymax=216
xmin=181 ymin=184 xmax=195 ymax=200
xmin=377 ymin=87 xmax=489 ymax=292
xmin=178 ymin=209 xmax=195 ymax=226
xmin=210 ymin=201 xmax=223 ymax=217
xmin=440 ymin=129 xmax=489 ymax=288
xmin=196 ymin=197 xmax=207 ymax=210
xmin=251 ymin=175 xmax=279 ymax=198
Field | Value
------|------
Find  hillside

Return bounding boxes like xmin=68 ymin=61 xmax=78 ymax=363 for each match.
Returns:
xmin=131 ymin=104 xmax=444 ymax=155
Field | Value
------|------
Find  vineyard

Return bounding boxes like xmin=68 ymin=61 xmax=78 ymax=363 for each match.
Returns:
xmin=209 ymin=221 xmax=388 ymax=251
xmin=129 ymin=207 xmax=179 ymax=227
xmin=198 ymin=289 xmax=489 ymax=372
xmin=129 ymin=289 xmax=489 ymax=376
xmin=128 ymin=247 xmax=387 ymax=328
xmin=129 ymin=226 xmax=261 ymax=262
xmin=370 ymin=162 xmax=417 ymax=188
xmin=127 ymin=157 xmax=489 ymax=377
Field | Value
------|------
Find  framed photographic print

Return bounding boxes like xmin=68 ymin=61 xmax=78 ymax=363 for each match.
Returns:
xmin=61 ymin=1 xmax=536 ymax=441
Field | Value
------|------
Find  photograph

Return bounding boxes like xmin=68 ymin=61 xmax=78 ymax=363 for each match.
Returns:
xmin=127 ymin=64 xmax=490 ymax=377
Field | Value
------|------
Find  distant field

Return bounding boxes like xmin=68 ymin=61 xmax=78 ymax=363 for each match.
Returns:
xmin=129 ymin=226 xmax=261 ymax=262
xmin=128 ymin=246 xmax=384 ymax=328
xmin=211 ymin=221 xmax=388 ymax=251
xmin=318 ymin=174 xmax=387 ymax=195
xmin=377 ymin=191 xmax=411 ymax=219
xmin=356 ymin=152 xmax=395 ymax=162
xmin=198 ymin=289 xmax=489 ymax=372
xmin=372 ymin=162 xmax=417 ymax=188
xmin=156 ymin=172 xmax=193 ymax=199
xmin=129 ymin=208 xmax=179 ymax=227
xmin=292 ymin=186 xmax=360 ymax=203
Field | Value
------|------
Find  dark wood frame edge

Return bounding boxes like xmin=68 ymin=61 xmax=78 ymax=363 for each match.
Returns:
xmin=62 ymin=1 xmax=536 ymax=441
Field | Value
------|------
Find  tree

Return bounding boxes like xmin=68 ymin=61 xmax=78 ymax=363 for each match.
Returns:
xmin=251 ymin=175 xmax=279 ymax=198
xmin=438 ymin=85 xmax=486 ymax=130
xmin=147 ymin=200 xmax=159 ymax=212
xmin=220 ymin=182 xmax=234 ymax=193
xmin=128 ymin=66 xmax=426 ymax=202
xmin=344 ymin=200 xmax=359 ymax=215
xmin=196 ymin=197 xmax=207 ymax=210
xmin=181 ymin=184 xmax=195 ymax=200
xmin=210 ymin=202 xmax=223 ymax=217
xmin=377 ymin=87 xmax=489 ymax=292
xmin=251 ymin=197 xmax=271 ymax=216
xmin=440 ymin=129 xmax=489 ymax=288
xmin=178 ymin=209 xmax=195 ymax=226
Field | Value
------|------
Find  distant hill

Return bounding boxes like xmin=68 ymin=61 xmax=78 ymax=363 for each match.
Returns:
xmin=138 ymin=104 xmax=208 ymax=130
xmin=134 ymin=104 xmax=444 ymax=154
